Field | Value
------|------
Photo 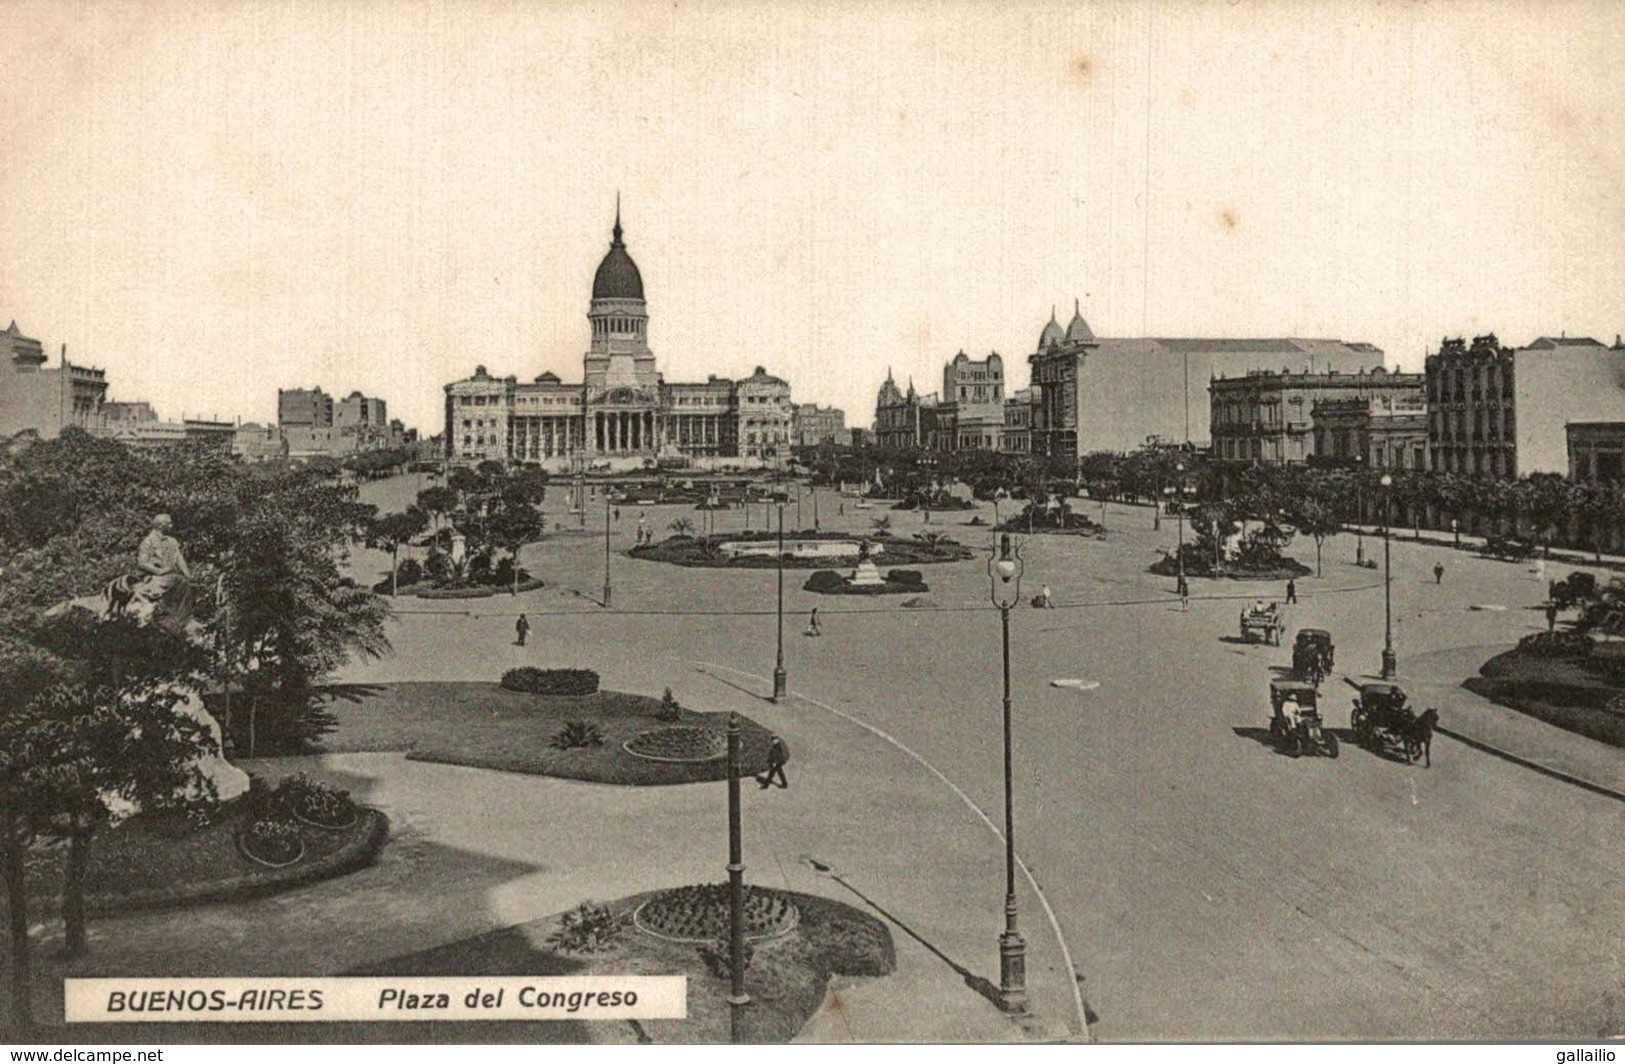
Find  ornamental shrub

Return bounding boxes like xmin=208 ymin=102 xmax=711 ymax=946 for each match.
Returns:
xmin=804 ymin=570 xmax=845 ymax=593
xmin=888 ymin=569 xmax=925 ymax=587
xmin=550 ymin=720 xmax=605 ymax=750
xmin=501 ymin=667 xmax=601 ymax=696
xmin=547 ymin=902 xmax=623 ymax=953
xmin=275 ymin=772 xmax=358 ymax=827
xmin=658 ymin=687 xmax=684 ymax=722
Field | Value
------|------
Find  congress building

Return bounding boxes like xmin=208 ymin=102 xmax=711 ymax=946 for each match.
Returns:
xmin=444 ymin=206 xmax=793 ymax=471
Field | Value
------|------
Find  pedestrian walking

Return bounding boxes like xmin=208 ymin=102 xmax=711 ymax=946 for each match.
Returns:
xmin=805 ymin=607 xmax=822 ymax=637
xmin=1434 ymin=562 xmax=1445 ymax=585
xmin=1285 ymin=579 xmax=1297 ymax=604
xmin=614 ymin=507 xmax=621 ymax=522
xmin=1546 ymin=601 xmax=1559 ymax=632
xmin=758 ymin=735 xmax=789 ymax=789
xmin=1038 ymin=583 xmax=1054 ymax=609
xmin=515 ymin=613 xmax=530 ymax=647
xmin=1179 ymin=581 xmax=1190 ymax=612
xmin=838 ymin=503 xmax=845 ymax=516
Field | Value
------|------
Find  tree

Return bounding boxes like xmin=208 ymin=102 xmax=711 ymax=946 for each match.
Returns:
xmin=0 ymin=679 xmax=215 ymax=984
xmin=668 ymin=516 xmax=696 ymax=537
xmin=415 ymin=485 xmax=457 ymax=534
xmin=1286 ymin=497 xmax=1340 ymax=576
xmin=485 ymin=505 xmax=547 ymax=593
xmin=368 ymin=507 xmax=430 ymax=596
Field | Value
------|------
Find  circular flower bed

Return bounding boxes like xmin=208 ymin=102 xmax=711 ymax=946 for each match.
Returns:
xmin=633 ymin=883 xmax=800 ymax=943
xmin=277 ymin=773 xmax=359 ymax=829
xmin=237 ymin=819 xmax=306 ymax=868
xmin=623 ymin=725 xmax=723 ymax=763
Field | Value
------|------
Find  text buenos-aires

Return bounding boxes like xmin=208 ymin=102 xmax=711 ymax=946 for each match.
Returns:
xmin=106 ymin=989 xmax=323 ymax=1012
xmin=378 ymin=987 xmax=641 ymax=1011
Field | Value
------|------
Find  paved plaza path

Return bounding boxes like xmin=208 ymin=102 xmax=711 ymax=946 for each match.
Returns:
xmin=34 ymin=481 xmax=1625 ymax=1041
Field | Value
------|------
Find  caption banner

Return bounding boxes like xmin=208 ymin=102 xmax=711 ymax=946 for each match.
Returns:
xmin=65 ymin=976 xmax=687 ymax=1023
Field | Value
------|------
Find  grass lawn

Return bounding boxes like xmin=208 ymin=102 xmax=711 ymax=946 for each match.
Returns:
xmin=351 ymin=887 xmax=895 ymax=1044
xmin=322 ymin=682 xmax=775 ymax=784
xmin=20 ymin=800 xmax=388 ymax=914
xmin=1465 ymin=645 xmax=1625 ymax=747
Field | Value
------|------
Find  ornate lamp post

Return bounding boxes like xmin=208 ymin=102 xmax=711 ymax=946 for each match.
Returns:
xmin=987 ymin=533 xmax=1027 ymax=1014
xmin=1381 ymin=473 xmax=1396 ymax=679
xmin=812 ymin=482 xmax=820 ymax=531
xmin=725 ymin=713 xmax=749 ymax=1041
xmin=772 ymin=491 xmax=788 ymax=702
xmin=603 ymin=492 xmax=613 ymax=609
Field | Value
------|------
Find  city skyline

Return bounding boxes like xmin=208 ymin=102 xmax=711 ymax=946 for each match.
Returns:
xmin=3 ymin=1 xmax=1623 ymax=434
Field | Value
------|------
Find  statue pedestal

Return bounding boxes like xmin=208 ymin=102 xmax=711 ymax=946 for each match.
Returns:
xmin=850 ymin=560 xmax=884 ymax=587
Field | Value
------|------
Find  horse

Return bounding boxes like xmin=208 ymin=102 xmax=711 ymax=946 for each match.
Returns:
xmin=1404 ymin=708 xmax=1439 ymax=768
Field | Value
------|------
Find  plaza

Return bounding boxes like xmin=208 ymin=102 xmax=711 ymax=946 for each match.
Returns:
xmin=21 ymin=474 xmax=1625 ymax=1042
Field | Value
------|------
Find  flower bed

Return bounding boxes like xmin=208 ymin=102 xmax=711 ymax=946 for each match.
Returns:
xmin=630 ymin=531 xmax=972 ymax=569
xmin=633 ymin=883 xmax=799 ymax=942
xmin=237 ymin=819 xmax=306 ymax=868
xmin=802 ymin=569 xmax=930 ymax=595
xmin=624 ymin=725 xmax=723 ymax=762
xmin=276 ymin=772 xmax=359 ymax=829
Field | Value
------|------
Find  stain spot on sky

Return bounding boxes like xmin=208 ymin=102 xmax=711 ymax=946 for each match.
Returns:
xmin=1075 ymin=56 xmax=1093 ymax=85
xmin=1219 ymin=208 xmax=1239 ymax=231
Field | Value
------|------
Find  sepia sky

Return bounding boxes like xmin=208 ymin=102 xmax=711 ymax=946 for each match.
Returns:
xmin=3 ymin=1 xmax=1623 ymax=434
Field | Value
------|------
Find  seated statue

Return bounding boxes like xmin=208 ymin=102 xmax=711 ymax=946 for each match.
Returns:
xmin=107 ymin=513 xmax=194 ymax=633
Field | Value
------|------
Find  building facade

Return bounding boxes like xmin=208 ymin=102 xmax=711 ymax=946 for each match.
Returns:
xmin=872 ymin=370 xmax=938 ymax=451
xmin=1003 ymin=387 xmax=1036 ymax=454
xmin=443 ymin=208 xmax=794 ymax=470
xmin=793 ymin=403 xmax=847 ymax=447
xmin=1027 ymin=301 xmax=1386 ymax=458
xmin=1211 ymin=366 xmax=1423 ymax=465
xmin=0 ymin=320 xmax=109 ymax=439
xmin=1568 ymin=422 xmax=1625 ymax=485
xmin=1311 ymin=395 xmax=1429 ymax=471
xmin=279 ymin=385 xmax=398 ymax=458
xmin=1427 ymin=333 xmax=1625 ymax=478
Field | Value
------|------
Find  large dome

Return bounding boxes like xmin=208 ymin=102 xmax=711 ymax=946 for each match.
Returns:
xmin=591 ymin=211 xmax=645 ymax=301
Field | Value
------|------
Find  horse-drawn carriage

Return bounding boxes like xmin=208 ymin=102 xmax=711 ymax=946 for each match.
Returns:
xmin=1292 ymin=628 xmax=1335 ymax=686
xmin=1349 ymin=681 xmax=1438 ymax=766
xmin=1240 ymin=601 xmax=1285 ymax=645
xmin=1268 ymin=678 xmax=1339 ymax=758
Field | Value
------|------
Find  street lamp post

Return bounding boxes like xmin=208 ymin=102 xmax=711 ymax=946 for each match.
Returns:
xmin=603 ymin=492 xmax=613 ymax=609
xmin=1353 ymin=456 xmax=1365 ymax=565
xmin=813 ymin=483 xmax=820 ymax=530
xmin=1164 ymin=462 xmax=1196 ymax=595
xmin=772 ymin=495 xmax=788 ymax=702
xmin=724 ymin=713 xmax=749 ymax=1041
xmin=1381 ymin=473 xmax=1397 ymax=679
xmin=987 ymin=533 xmax=1027 ymax=1014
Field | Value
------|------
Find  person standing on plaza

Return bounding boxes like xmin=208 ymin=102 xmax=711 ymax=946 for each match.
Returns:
xmin=758 ymin=735 xmax=790 ymax=789
xmin=805 ymin=607 xmax=822 ymax=637
xmin=1434 ymin=562 xmax=1445 ymax=585
xmin=515 ymin=613 xmax=530 ymax=647
xmin=1285 ymin=579 xmax=1297 ymax=604
xmin=1546 ymin=601 xmax=1559 ymax=632
xmin=1038 ymin=583 xmax=1054 ymax=609
xmin=1179 ymin=581 xmax=1190 ymax=612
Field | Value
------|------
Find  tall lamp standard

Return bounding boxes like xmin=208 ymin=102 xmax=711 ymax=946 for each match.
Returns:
xmin=603 ymin=492 xmax=613 ymax=609
xmin=772 ymin=492 xmax=788 ymax=702
xmin=1163 ymin=461 xmax=1196 ymax=594
xmin=1380 ymin=473 xmax=1397 ymax=679
xmin=987 ymin=533 xmax=1027 ymax=1014
xmin=1353 ymin=455 xmax=1366 ymax=565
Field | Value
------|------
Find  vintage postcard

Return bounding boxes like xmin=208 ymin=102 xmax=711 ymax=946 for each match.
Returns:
xmin=2 ymin=0 xmax=1624 ymax=1053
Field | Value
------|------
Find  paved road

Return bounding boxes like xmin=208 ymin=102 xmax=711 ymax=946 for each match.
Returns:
xmin=344 ymin=480 xmax=1625 ymax=1040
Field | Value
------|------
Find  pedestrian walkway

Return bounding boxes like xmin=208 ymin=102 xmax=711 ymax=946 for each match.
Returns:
xmin=1407 ymin=644 xmax=1625 ymax=800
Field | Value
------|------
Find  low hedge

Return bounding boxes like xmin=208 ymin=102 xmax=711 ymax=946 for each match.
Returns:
xmin=1516 ymin=630 xmax=1595 ymax=659
xmin=417 ymin=585 xmax=499 ymax=600
xmin=804 ymin=570 xmax=846 ymax=593
xmin=501 ymin=667 xmax=601 ymax=696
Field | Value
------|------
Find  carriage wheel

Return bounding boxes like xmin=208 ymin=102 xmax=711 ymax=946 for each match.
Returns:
xmin=1350 ymin=706 xmax=1369 ymax=742
xmin=1324 ymin=733 xmax=1339 ymax=759
xmin=1404 ymin=736 xmax=1423 ymax=763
